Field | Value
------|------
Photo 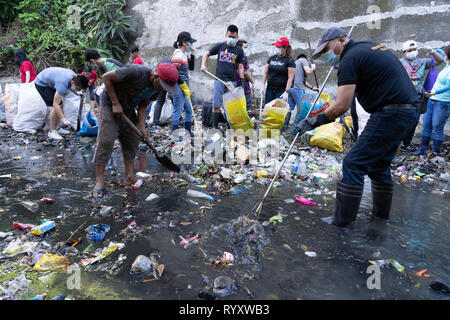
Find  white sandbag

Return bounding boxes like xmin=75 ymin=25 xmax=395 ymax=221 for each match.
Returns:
xmin=62 ymin=91 xmax=83 ymax=130
xmin=159 ymin=99 xmax=173 ymax=125
xmin=356 ymin=98 xmax=370 ymax=137
xmin=1 ymin=83 xmax=21 ymax=127
xmin=13 ymin=82 xmax=47 ymax=134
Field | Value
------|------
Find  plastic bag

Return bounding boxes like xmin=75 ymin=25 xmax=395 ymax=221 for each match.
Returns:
xmin=1 ymin=83 xmax=21 ymax=127
xmin=33 ymin=253 xmax=69 ymax=271
xmin=355 ymin=98 xmax=370 ymax=138
xmin=13 ymin=82 xmax=47 ymax=134
xmin=223 ymin=87 xmax=253 ymax=132
xmin=62 ymin=91 xmax=84 ymax=130
xmin=261 ymin=98 xmax=288 ymax=130
xmin=159 ymin=99 xmax=173 ymax=125
xmin=147 ymin=101 xmax=156 ymax=125
xmin=290 ymin=93 xmax=331 ymax=134
xmin=310 ymin=116 xmax=352 ymax=152
xmin=77 ymin=110 xmax=98 ymax=137
xmin=0 ymin=86 xmax=5 ymax=122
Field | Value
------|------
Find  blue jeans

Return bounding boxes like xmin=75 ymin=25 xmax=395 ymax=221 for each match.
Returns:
xmin=213 ymin=80 xmax=237 ymax=109
xmin=265 ymin=88 xmax=284 ymax=104
xmin=288 ymin=88 xmax=305 ymax=111
xmin=172 ymin=83 xmax=192 ymax=128
xmin=342 ymin=107 xmax=417 ymax=186
xmin=422 ymin=99 xmax=449 ymax=141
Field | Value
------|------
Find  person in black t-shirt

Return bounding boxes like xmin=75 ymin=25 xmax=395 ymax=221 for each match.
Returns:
xmin=293 ymin=27 xmax=418 ymax=228
xmin=201 ymin=25 xmax=245 ymax=129
xmin=260 ymin=37 xmax=296 ymax=104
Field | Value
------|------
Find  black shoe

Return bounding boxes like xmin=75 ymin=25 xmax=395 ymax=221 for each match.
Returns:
xmin=331 ymin=182 xmax=364 ymax=227
xmin=400 ymin=144 xmax=416 ymax=152
xmin=370 ymin=180 xmax=394 ymax=220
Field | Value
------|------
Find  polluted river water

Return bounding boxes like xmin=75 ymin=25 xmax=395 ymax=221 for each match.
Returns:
xmin=0 ymin=129 xmax=449 ymax=300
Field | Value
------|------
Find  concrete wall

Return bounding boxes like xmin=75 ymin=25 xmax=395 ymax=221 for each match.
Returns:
xmin=128 ymin=0 xmax=450 ymax=104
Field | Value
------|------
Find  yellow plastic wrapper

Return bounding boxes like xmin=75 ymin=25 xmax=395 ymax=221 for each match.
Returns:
xmin=309 ymin=116 xmax=352 ymax=152
xmin=223 ymin=87 xmax=253 ymax=132
xmin=33 ymin=253 xmax=69 ymax=271
xmin=261 ymin=99 xmax=288 ymax=130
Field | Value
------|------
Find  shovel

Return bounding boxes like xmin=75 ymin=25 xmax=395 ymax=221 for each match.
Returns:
xmin=203 ymin=70 xmax=235 ymax=91
xmin=122 ymin=114 xmax=181 ymax=173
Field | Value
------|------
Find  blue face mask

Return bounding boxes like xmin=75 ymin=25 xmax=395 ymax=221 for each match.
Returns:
xmin=226 ymin=38 xmax=237 ymax=46
xmin=243 ymin=49 xmax=248 ymax=56
xmin=186 ymin=45 xmax=192 ymax=52
xmin=322 ymin=49 xmax=340 ymax=67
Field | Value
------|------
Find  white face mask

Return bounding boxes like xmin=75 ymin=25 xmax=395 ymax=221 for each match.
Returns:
xmin=405 ymin=50 xmax=418 ymax=60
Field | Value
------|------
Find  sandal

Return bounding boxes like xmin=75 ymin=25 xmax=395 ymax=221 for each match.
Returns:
xmin=90 ymin=187 xmax=105 ymax=199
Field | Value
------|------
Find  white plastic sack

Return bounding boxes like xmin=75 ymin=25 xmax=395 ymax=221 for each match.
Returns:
xmin=1 ymin=83 xmax=21 ymax=127
xmin=356 ymin=98 xmax=370 ymax=137
xmin=0 ymin=86 xmax=5 ymax=122
xmin=62 ymin=91 xmax=83 ymax=130
xmin=13 ymin=82 xmax=47 ymax=134
xmin=95 ymin=83 xmax=105 ymax=97
xmin=159 ymin=99 xmax=173 ymax=125
xmin=147 ymin=101 xmax=156 ymax=125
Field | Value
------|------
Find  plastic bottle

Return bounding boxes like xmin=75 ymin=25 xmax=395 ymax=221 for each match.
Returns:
xmin=41 ymin=198 xmax=56 ymax=203
xmin=21 ymin=200 xmax=39 ymax=212
xmin=292 ymin=162 xmax=307 ymax=177
xmin=295 ymin=197 xmax=317 ymax=206
xmin=187 ymin=189 xmax=214 ymax=201
xmin=132 ymin=179 xmax=143 ymax=190
xmin=13 ymin=221 xmax=34 ymax=230
xmin=31 ymin=220 xmax=55 ymax=235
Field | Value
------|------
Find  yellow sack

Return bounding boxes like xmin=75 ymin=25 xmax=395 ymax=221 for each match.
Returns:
xmin=261 ymin=98 xmax=288 ymax=130
xmin=33 ymin=253 xmax=69 ymax=271
xmin=310 ymin=116 xmax=352 ymax=152
xmin=223 ymin=87 xmax=253 ymax=132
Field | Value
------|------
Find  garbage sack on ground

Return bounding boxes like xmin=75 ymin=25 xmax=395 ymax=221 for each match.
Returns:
xmin=260 ymin=98 xmax=288 ymax=132
xmin=310 ymin=116 xmax=353 ymax=152
xmin=159 ymin=98 xmax=173 ymax=125
xmin=130 ymin=253 xmax=164 ymax=279
xmin=33 ymin=253 xmax=69 ymax=271
xmin=76 ymin=110 xmax=98 ymax=137
xmin=2 ymin=239 xmax=38 ymax=258
xmin=13 ymin=82 xmax=47 ymax=134
xmin=223 ymin=87 xmax=253 ymax=132
xmin=1 ymin=83 xmax=21 ymax=127
xmin=61 ymin=91 xmax=88 ymax=130
xmin=0 ymin=87 xmax=6 ymax=122
xmin=290 ymin=92 xmax=331 ymax=134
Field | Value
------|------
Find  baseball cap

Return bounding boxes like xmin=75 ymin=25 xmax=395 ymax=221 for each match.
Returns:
xmin=312 ymin=27 xmax=348 ymax=59
xmin=179 ymin=33 xmax=197 ymax=44
xmin=273 ymin=37 xmax=290 ymax=47
xmin=402 ymin=40 xmax=417 ymax=52
xmin=157 ymin=62 xmax=179 ymax=95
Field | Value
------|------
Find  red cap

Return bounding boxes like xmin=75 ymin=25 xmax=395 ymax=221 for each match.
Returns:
xmin=156 ymin=63 xmax=179 ymax=94
xmin=272 ymin=37 xmax=290 ymax=47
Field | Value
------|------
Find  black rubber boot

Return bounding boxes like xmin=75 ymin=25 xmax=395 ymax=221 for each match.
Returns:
xmin=280 ymin=111 xmax=292 ymax=134
xmin=331 ymin=182 xmax=364 ymax=227
xmin=370 ymin=180 xmax=394 ymax=220
xmin=432 ymin=139 xmax=443 ymax=156
xmin=413 ymin=135 xmax=431 ymax=156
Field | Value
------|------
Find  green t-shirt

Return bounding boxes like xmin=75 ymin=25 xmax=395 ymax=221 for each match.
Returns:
xmin=102 ymin=58 xmax=123 ymax=72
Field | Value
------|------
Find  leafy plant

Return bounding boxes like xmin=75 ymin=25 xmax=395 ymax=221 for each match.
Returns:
xmin=0 ymin=0 xmax=21 ymax=25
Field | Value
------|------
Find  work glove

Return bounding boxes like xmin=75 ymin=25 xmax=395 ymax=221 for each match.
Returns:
xmin=280 ymin=91 xmax=289 ymax=101
xmin=292 ymin=112 xmax=332 ymax=136
xmin=423 ymin=46 xmax=434 ymax=54
xmin=180 ymin=82 xmax=191 ymax=98
xmin=310 ymin=63 xmax=316 ymax=71
xmin=424 ymin=90 xmax=436 ymax=98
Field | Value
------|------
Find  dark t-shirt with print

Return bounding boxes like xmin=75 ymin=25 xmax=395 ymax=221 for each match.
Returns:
xmin=113 ymin=65 xmax=160 ymax=110
xmin=209 ymin=42 xmax=244 ymax=82
xmin=266 ymin=55 xmax=296 ymax=90
xmin=337 ymin=40 xmax=418 ymax=114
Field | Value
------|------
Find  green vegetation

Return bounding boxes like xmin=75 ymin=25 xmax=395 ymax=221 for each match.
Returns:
xmin=0 ymin=0 xmax=135 ymax=74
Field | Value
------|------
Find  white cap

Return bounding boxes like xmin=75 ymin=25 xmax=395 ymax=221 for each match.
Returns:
xmin=402 ymin=40 xmax=417 ymax=52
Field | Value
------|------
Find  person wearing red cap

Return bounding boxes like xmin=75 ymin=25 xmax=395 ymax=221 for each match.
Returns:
xmin=260 ymin=37 xmax=296 ymax=105
xmin=91 ymin=63 xmax=178 ymax=199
